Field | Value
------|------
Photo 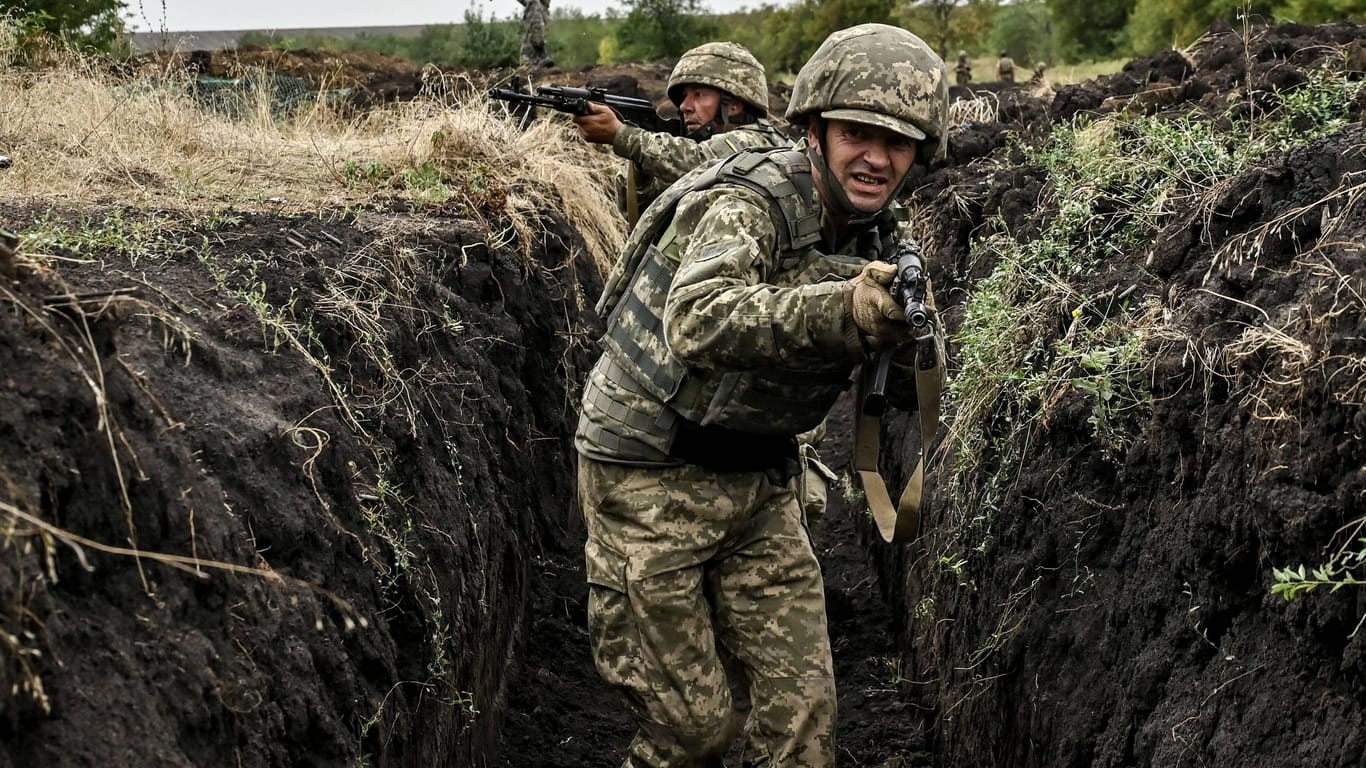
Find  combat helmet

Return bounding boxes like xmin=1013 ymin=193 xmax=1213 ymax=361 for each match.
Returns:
xmin=786 ymin=23 xmax=949 ymax=163
xmin=667 ymin=41 xmax=769 ymax=117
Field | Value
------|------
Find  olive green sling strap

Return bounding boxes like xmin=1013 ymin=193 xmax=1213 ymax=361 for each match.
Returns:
xmin=853 ymin=339 xmax=944 ymax=543
xmin=625 ymin=162 xmax=641 ymax=227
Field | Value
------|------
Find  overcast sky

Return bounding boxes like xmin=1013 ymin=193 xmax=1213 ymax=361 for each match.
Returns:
xmin=125 ymin=0 xmax=767 ymax=31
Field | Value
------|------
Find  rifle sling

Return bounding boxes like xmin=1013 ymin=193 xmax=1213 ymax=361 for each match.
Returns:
xmin=853 ymin=340 xmax=943 ymax=543
xmin=626 ymin=162 xmax=640 ymax=227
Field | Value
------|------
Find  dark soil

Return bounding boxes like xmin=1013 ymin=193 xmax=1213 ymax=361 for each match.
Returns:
xmin=3 ymin=20 xmax=1364 ymax=768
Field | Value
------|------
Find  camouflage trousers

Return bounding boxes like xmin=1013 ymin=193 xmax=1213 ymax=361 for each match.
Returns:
xmin=578 ymin=456 xmax=836 ymax=768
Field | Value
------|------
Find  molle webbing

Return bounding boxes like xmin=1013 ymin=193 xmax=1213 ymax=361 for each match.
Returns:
xmin=604 ymin=245 xmax=684 ymax=401
xmin=669 ymin=364 xmax=850 ymax=426
xmin=578 ymin=354 xmax=678 ymax=457
xmin=717 ymin=150 xmax=822 ymax=252
xmin=601 ymin=148 xmax=824 ymax=406
xmin=594 ymin=147 xmax=834 ymax=441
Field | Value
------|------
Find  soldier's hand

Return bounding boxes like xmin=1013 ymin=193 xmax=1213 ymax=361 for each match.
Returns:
xmin=844 ymin=261 xmax=912 ymax=346
xmin=572 ymin=102 xmax=624 ymax=144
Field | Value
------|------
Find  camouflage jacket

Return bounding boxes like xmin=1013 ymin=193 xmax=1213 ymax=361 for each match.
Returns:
xmin=611 ymin=120 xmax=791 ymax=220
xmin=578 ymin=144 xmax=926 ymax=465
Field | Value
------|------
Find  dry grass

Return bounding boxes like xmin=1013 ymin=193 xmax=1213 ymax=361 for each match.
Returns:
xmin=0 ymin=26 xmax=630 ymax=718
xmin=0 ymin=23 xmax=627 ymax=276
xmin=948 ymin=93 xmax=998 ymax=126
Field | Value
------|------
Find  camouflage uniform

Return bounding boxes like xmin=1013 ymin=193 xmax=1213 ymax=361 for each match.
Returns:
xmin=955 ymin=50 xmax=972 ymax=87
xmin=997 ymin=51 xmax=1016 ymax=83
xmin=612 ymin=120 xmax=789 ymax=220
xmin=577 ymin=23 xmax=949 ymax=768
xmin=613 ymin=42 xmax=789 ymax=221
xmin=518 ymin=0 xmax=550 ymax=67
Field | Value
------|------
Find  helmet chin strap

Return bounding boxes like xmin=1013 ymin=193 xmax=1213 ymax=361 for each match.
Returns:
xmin=687 ymin=94 xmax=733 ymax=141
xmin=689 ymin=124 xmax=716 ymax=140
xmin=806 ymin=120 xmax=912 ymax=227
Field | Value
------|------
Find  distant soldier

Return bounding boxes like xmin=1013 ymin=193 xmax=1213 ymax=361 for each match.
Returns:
xmin=1030 ymin=61 xmax=1048 ymax=86
xmin=997 ymin=50 xmax=1015 ymax=83
xmin=518 ymin=0 xmax=552 ymax=68
xmin=955 ymin=49 xmax=972 ymax=86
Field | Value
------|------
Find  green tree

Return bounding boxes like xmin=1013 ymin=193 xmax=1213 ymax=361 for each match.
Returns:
xmin=1126 ymin=0 xmax=1174 ymax=54
xmin=4 ymin=0 xmax=127 ymax=52
xmin=757 ymin=0 xmax=895 ymax=75
xmin=756 ymin=1 xmax=818 ymax=73
xmin=1276 ymin=0 xmax=1366 ymax=20
xmin=895 ymin=0 xmax=1004 ymax=61
xmin=1046 ymin=0 xmax=1130 ymax=59
xmin=1163 ymin=0 xmax=1276 ymax=44
xmin=608 ymin=0 xmax=718 ymax=62
xmin=451 ymin=11 xmax=519 ymax=69
xmin=952 ymin=0 xmax=1004 ymax=55
xmin=906 ymin=0 xmax=965 ymax=54
xmin=989 ymin=1 xmax=1054 ymax=65
xmin=546 ymin=7 xmax=617 ymax=70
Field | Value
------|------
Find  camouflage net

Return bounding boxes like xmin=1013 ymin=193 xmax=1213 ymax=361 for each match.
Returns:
xmin=190 ymin=67 xmax=351 ymax=118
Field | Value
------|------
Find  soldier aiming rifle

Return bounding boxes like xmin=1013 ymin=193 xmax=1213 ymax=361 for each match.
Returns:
xmin=489 ymin=85 xmax=683 ymax=136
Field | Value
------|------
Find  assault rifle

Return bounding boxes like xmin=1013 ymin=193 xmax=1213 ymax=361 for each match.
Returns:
xmin=489 ymin=85 xmax=684 ymax=136
xmin=852 ymin=238 xmax=944 ymax=543
xmin=862 ymin=240 xmax=936 ymax=417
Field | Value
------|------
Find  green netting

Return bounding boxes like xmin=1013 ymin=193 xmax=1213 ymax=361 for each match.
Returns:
xmin=188 ymin=67 xmax=353 ymax=119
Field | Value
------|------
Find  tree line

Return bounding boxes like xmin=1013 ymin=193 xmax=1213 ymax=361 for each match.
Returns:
xmin=6 ymin=0 xmax=1365 ymax=74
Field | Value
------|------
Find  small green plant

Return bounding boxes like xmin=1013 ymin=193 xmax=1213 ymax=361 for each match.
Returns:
xmin=838 ymin=473 xmax=865 ymax=504
xmin=1262 ymin=63 xmax=1366 ymax=152
xmin=24 ymin=208 xmax=180 ymax=266
xmin=399 ymin=162 xmax=453 ymax=205
xmin=941 ymin=553 xmax=967 ymax=580
xmin=343 ymin=159 xmax=390 ymax=186
xmin=454 ymin=690 xmax=480 ymax=732
xmin=882 ymin=657 xmax=909 ymax=687
xmin=1272 ymin=530 xmax=1366 ymax=612
xmin=441 ymin=309 xmax=466 ymax=335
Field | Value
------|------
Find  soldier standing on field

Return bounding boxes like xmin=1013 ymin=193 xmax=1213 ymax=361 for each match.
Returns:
xmin=518 ymin=0 xmax=551 ymax=68
xmin=956 ymin=49 xmax=972 ymax=86
xmin=997 ymin=49 xmax=1016 ymax=83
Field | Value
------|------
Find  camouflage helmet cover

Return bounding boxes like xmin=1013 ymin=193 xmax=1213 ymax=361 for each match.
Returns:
xmin=786 ymin=23 xmax=950 ymax=162
xmin=667 ymin=41 xmax=769 ymax=116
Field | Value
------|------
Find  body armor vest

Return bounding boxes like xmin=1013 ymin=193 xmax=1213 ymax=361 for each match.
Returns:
xmin=582 ymin=148 xmax=891 ymax=459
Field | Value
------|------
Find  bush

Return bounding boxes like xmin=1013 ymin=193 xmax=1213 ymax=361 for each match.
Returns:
xmin=606 ymin=0 xmax=718 ymax=62
xmin=453 ymin=10 xmax=518 ymax=69
xmin=988 ymin=1 xmax=1055 ymax=66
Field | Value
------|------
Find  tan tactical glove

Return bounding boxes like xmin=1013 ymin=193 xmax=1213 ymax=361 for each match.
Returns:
xmin=843 ymin=261 xmax=913 ymax=351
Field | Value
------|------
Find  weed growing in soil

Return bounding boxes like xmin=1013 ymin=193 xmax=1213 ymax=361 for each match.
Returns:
xmin=946 ymin=61 xmax=1365 ymax=523
xmin=22 ymin=209 xmax=184 ymax=266
xmin=932 ymin=57 xmax=1366 ymax=687
xmin=1273 ymin=520 xmax=1366 ymax=636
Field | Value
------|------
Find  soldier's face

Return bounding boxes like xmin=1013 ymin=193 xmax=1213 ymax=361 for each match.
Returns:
xmin=811 ymin=119 xmax=917 ymax=214
xmin=678 ymin=85 xmax=738 ymax=132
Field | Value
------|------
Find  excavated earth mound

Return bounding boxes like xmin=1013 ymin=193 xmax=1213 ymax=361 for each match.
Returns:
xmin=2 ymin=20 xmax=1363 ymax=768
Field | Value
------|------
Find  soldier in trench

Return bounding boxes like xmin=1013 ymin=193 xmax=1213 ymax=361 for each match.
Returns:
xmin=569 ymin=41 xmax=789 ymax=226
xmin=575 ymin=23 xmax=948 ymax=767
xmin=570 ymin=41 xmax=837 ymax=527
